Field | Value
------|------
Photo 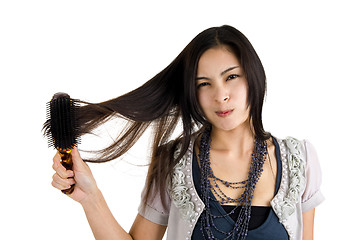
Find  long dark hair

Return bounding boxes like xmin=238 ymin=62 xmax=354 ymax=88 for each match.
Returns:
xmin=74 ymin=25 xmax=269 ymax=207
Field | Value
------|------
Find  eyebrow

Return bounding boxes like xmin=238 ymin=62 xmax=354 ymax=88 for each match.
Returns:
xmin=196 ymin=66 xmax=240 ymax=81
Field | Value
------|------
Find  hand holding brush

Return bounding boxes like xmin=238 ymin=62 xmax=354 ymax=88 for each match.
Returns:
xmin=52 ymin=146 xmax=99 ymax=203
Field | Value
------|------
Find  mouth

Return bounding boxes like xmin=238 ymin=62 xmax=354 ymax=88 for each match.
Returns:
xmin=215 ymin=109 xmax=234 ymax=117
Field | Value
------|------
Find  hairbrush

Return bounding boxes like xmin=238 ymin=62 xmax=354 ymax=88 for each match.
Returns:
xmin=43 ymin=92 xmax=81 ymax=194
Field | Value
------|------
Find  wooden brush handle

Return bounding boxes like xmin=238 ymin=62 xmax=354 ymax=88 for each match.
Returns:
xmin=58 ymin=151 xmax=75 ymax=194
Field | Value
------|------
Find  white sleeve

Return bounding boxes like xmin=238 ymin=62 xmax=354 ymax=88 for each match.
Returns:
xmin=138 ymin=182 xmax=171 ymax=226
xmin=301 ymin=140 xmax=325 ymax=212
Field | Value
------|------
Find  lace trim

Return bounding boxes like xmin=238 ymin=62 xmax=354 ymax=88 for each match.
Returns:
xmin=169 ymin=141 xmax=197 ymax=222
xmin=273 ymin=137 xmax=306 ymax=222
xmin=169 ymin=137 xmax=306 ymax=226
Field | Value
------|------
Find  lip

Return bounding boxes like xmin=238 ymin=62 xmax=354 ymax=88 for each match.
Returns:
xmin=215 ymin=109 xmax=234 ymax=117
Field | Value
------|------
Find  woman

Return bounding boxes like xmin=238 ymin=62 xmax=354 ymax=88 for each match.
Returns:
xmin=51 ymin=25 xmax=324 ymax=240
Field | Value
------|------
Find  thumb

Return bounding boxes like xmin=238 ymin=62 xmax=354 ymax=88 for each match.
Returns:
xmin=71 ymin=146 xmax=86 ymax=170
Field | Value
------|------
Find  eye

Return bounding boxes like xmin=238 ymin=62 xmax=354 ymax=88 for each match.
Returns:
xmin=197 ymin=82 xmax=210 ymax=89
xmin=226 ymin=74 xmax=239 ymax=81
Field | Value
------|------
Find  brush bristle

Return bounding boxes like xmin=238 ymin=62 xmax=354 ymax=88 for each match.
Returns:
xmin=43 ymin=92 xmax=81 ymax=151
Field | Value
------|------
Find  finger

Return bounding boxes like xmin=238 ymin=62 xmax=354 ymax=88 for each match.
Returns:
xmin=53 ymin=152 xmax=61 ymax=163
xmin=52 ymin=160 xmax=70 ymax=179
xmin=52 ymin=153 xmax=62 ymax=171
xmin=53 ymin=172 xmax=75 ymax=186
xmin=52 ymin=180 xmax=73 ymax=191
xmin=52 ymin=153 xmax=74 ymax=178
xmin=52 ymin=174 xmax=75 ymax=190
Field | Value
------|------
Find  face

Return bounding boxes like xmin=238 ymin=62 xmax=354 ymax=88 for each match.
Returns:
xmin=196 ymin=46 xmax=250 ymax=132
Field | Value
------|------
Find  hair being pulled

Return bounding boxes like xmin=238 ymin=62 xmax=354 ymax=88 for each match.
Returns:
xmin=70 ymin=25 xmax=270 ymax=207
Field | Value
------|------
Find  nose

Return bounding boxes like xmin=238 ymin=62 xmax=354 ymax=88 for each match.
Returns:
xmin=214 ymin=86 xmax=230 ymax=103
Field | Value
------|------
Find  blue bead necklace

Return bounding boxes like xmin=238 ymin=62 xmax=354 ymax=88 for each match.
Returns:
xmin=198 ymin=126 xmax=267 ymax=240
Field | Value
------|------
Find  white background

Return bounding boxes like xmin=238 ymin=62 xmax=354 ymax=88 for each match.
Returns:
xmin=1 ymin=0 xmax=360 ymax=239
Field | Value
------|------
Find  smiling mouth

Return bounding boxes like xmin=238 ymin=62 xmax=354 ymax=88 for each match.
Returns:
xmin=215 ymin=109 xmax=234 ymax=117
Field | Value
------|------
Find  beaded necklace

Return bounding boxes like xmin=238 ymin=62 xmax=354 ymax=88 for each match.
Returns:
xmin=198 ymin=126 xmax=267 ymax=240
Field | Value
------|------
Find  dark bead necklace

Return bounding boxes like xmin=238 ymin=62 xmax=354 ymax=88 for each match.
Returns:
xmin=198 ymin=126 xmax=267 ymax=240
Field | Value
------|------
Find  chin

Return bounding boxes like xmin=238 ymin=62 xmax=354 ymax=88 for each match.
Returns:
xmin=212 ymin=123 xmax=243 ymax=132
xmin=211 ymin=119 xmax=250 ymax=132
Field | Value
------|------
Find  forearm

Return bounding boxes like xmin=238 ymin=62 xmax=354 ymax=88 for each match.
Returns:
xmin=81 ymin=190 xmax=133 ymax=240
xmin=302 ymin=208 xmax=315 ymax=240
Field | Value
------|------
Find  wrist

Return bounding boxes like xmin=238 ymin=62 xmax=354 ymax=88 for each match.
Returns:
xmin=80 ymin=188 xmax=103 ymax=209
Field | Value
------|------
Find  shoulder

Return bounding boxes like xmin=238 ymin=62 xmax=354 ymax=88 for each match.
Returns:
xmin=275 ymin=137 xmax=320 ymax=172
xmin=274 ymin=136 xmax=320 ymax=181
xmin=276 ymin=136 xmax=305 ymax=156
xmin=274 ymin=136 xmax=314 ymax=168
xmin=273 ymin=136 xmax=324 ymax=210
xmin=173 ymin=131 xmax=201 ymax=159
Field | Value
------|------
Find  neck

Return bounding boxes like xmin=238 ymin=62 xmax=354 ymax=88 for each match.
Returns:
xmin=210 ymin=123 xmax=255 ymax=157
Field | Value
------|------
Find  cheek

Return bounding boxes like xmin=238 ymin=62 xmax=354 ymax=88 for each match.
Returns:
xmin=197 ymin=91 xmax=212 ymax=114
xmin=231 ymin=82 xmax=248 ymax=106
xmin=197 ymin=91 xmax=206 ymax=108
